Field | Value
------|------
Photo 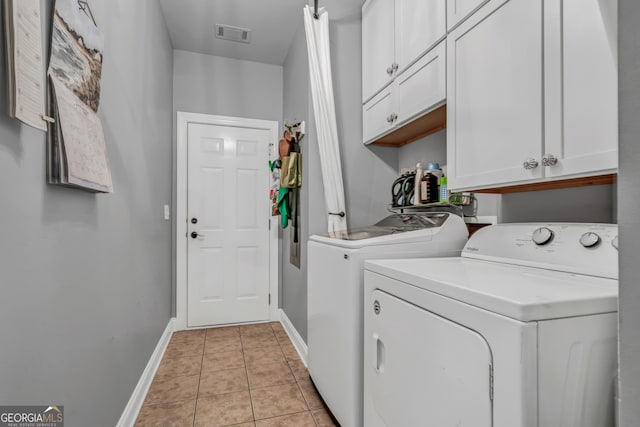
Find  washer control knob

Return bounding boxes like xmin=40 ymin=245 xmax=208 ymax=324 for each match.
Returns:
xmin=612 ymin=236 xmax=619 ymax=250
xmin=579 ymin=232 xmax=601 ymax=248
xmin=532 ymin=227 xmax=554 ymax=245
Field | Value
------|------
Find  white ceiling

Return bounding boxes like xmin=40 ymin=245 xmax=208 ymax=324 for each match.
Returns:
xmin=159 ymin=0 xmax=364 ymax=66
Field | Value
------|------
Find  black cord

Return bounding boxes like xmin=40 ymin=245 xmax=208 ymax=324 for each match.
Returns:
xmin=314 ymin=0 xmax=319 ymax=19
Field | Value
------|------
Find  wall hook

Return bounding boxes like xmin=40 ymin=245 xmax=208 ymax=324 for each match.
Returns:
xmin=77 ymin=0 xmax=97 ymax=26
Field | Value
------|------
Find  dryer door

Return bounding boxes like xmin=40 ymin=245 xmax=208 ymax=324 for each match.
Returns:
xmin=365 ymin=289 xmax=494 ymax=426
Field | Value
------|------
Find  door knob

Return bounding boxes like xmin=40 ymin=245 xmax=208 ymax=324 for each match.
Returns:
xmin=191 ymin=217 xmax=198 ymax=224
xmin=190 ymin=231 xmax=201 ymax=239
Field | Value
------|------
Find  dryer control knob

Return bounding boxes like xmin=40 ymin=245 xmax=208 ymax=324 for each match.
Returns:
xmin=612 ymin=236 xmax=619 ymax=250
xmin=580 ymin=232 xmax=601 ymax=248
xmin=532 ymin=227 xmax=554 ymax=245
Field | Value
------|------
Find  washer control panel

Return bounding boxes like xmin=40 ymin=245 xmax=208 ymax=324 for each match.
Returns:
xmin=462 ymin=223 xmax=618 ymax=279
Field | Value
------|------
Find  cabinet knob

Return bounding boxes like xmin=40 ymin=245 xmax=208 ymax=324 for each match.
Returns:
xmin=392 ymin=62 xmax=399 ymax=72
xmin=391 ymin=113 xmax=398 ymax=122
xmin=386 ymin=115 xmax=394 ymax=123
xmin=542 ymin=154 xmax=558 ymax=166
xmin=523 ymin=158 xmax=539 ymax=170
xmin=386 ymin=65 xmax=394 ymax=75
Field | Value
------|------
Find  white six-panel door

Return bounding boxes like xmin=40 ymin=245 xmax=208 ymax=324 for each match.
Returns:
xmin=186 ymin=122 xmax=271 ymax=327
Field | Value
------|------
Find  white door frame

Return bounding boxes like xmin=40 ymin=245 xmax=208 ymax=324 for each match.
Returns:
xmin=175 ymin=112 xmax=280 ymax=331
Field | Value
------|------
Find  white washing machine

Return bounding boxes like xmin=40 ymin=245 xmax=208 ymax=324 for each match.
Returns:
xmin=308 ymin=212 xmax=468 ymax=427
xmin=364 ymin=223 xmax=619 ymax=427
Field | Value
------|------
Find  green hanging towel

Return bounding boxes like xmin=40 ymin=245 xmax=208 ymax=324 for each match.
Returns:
xmin=277 ymin=186 xmax=290 ymax=228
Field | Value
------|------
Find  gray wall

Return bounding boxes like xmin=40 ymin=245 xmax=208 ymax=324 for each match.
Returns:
xmin=0 ymin=1 xmax=174 ymax=425
xmin=281 ymin=21 xmax=313 ymax=341
xmin=618 ymin=0 xmax=640 ymax=424
xmin=280 ymin=14 xmax=398 ymax=342
xmin=500 ymin=185 xmax=615 ymax=223
xmin=173 ymin=50 xmax=284 ymax=123
xmin=398 ymin=129 xmax=447 ymax=171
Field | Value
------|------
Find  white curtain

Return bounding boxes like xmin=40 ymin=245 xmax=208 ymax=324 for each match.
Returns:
xmin=303 ymin=5 xmax=348 ymax=234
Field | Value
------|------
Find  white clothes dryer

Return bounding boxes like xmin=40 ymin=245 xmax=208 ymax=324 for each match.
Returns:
xmin=307 ymin=212 xmax=468 ymax=427
xmin=364 ymin=223 xmax=618 ymax=427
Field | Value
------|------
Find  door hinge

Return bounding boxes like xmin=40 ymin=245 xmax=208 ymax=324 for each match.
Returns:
xmin=269 ymin=218 xmax=271 ymax=230
xmin=489 ymin=364 xmax=494 ymax=401
xmin=268 ymin=294 xmax=271 ymax=305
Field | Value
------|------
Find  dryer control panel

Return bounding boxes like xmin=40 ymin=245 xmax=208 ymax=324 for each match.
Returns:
xmin=462 ymin=223 xmax=618 ymax=279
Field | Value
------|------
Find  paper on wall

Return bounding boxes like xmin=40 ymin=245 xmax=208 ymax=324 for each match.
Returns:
xmin=4 ymin=0 xmax=47 ymax=131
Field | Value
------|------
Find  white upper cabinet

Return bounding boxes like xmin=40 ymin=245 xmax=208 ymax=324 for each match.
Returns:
xmin=362 ymin=0 xmax=446 ymax=103
xmin=395 ymin=0 xmax=446 ymax=75
xmin=362 ymin=0 xmax=395 ymax=103
xmin=543 ymin=0 xmax=618 ymax=179
xmin=447 ymin=0 xmax=544 ymax=190
xmin=447 ymin=0 xmax=618 ymax=191
xmin=447 ymin=0 xmax=490 ymax=31
xmin=363 ymin=41 xmax=446 ymax=145
xmin=394 ymin=42 xmax=446 ymax=128
xmin=363 ymin=86 xmax=395 ymax=144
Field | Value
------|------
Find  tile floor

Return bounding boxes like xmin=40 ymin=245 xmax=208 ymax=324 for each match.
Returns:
xmin=135 ymin=322 xmax=339 ymax=427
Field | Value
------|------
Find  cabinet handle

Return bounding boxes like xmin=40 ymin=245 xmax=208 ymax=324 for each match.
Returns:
xmin=523 ymin=158 xmax=539 ymax=170
xmin=542 ymin=154 xmax=558 ymax=167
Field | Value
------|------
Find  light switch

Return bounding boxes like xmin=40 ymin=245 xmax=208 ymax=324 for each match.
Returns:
xmin=163 ymin=204 xmax=170 ymax=220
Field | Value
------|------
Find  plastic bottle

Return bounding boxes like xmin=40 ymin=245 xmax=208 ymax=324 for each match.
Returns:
xmin=439 ymin=176 xmax=448 ymax=203
xmin=414 ymin=163 xmax=424 ymax=206
xmin=420 ymin=172 xmax=438 ymax=204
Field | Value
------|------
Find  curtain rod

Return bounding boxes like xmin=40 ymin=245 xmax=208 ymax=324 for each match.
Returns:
xmin=314 ymin=0 xmax=319 ymax=19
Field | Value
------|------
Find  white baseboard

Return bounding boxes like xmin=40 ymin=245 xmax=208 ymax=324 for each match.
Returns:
xmin=278 ymin=309 xmax=308 ymax=366
xmin=117 ymin=317 xmax=175 ymax=427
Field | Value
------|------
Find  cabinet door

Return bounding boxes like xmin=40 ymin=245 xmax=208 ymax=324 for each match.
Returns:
xmin=447 ymin=0 xmax=490 ymax=31
xmin=363 ymin=86 xmax=395 ymax=144
xmin=395 ymin=41 xmax=446 ymax=126
xmin=543 ymin=0 xmax=618 ymax=179
xmin=362 ymin=0 xmax=395 ymax=103
xmin=395 ymin=0 xmax=446 ymax=74
xmin=447 ymin=0 xmax=544 ymax=190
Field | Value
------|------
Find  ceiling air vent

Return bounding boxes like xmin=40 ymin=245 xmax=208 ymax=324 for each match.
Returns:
xmin=215 ymin=24 xmax=251 ymax=44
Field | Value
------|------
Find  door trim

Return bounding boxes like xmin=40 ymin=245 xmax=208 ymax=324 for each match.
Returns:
xmin=175 ymin=112 xmax=279 ymax=331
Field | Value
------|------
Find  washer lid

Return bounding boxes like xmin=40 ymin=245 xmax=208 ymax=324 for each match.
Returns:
xmin=365 ymin=257 xmax=618 ymax=322
xmin=309 ymin=213 xmax=466 ymax=249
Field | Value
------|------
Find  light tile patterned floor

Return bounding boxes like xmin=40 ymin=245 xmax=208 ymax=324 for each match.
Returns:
xmin=135 ymin=322 xmax=339 ymax=427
